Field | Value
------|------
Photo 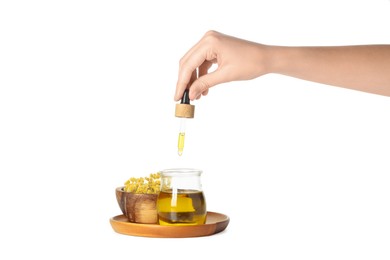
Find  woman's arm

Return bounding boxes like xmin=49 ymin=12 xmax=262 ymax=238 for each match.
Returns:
xmin=175 ymin=30 xmax=390 ymax=100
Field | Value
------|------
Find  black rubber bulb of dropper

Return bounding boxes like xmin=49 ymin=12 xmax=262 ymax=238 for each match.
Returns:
xmin=181 ymin=89 xmax=190 ymax=104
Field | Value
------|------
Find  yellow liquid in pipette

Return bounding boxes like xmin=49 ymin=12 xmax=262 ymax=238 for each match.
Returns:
xmin=178 ymin=132 xmax=185 ymax=156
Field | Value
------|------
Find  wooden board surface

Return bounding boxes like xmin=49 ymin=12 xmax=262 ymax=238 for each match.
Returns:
xmin=110 ymin=211 xmax=229 ymax=238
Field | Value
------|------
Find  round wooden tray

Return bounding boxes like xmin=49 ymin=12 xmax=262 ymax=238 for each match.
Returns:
xmin=110 ymin=211 xmax=229 ymax=238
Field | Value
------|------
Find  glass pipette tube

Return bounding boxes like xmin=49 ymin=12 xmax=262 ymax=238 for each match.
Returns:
xmin=178 ymin=118 xmax=186 ymax=156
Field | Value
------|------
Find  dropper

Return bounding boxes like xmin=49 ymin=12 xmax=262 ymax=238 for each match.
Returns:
xmin=175 ymin=89 xmax=194 ymax=156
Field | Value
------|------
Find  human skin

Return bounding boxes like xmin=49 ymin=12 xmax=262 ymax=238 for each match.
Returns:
xmin=175 ymin=30 xmax=390 ymax=101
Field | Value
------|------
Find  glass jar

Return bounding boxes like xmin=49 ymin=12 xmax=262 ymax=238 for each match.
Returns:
xmin=157 ymin=168 xmax=207 ymax=226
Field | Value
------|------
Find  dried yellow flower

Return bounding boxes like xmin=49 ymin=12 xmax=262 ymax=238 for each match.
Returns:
xmin=124 ymin=172 xmax=161 ymax=194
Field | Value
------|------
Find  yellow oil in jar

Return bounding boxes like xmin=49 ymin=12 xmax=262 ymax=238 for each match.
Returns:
xmin=157 ymin=189 xmax=206 ymax=226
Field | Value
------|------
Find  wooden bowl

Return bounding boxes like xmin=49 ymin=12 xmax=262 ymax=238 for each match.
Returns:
xmin=115 ymin=186 xmax=158 ymax=224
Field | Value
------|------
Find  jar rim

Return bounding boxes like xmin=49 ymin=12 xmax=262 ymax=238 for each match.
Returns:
xmin=160 ymin=168 xmax=202 ymax=177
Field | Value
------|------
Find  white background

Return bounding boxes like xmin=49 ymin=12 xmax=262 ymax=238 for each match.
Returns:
xmin=1 ymin=0 xmax=389 ymax=259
